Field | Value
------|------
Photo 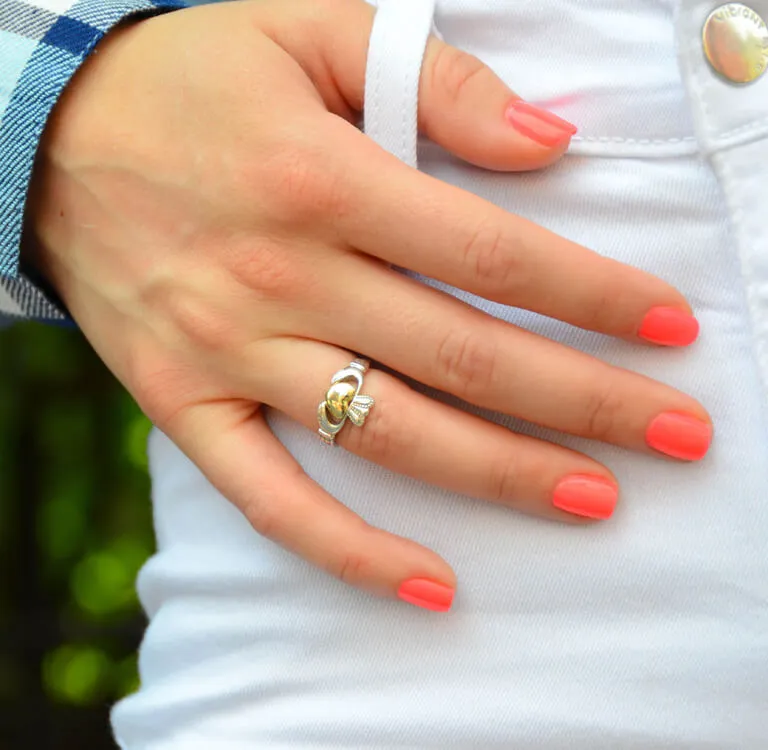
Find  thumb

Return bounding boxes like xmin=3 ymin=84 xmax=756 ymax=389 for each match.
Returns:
xmin=419 ymin=38 xmax=578 ymax=171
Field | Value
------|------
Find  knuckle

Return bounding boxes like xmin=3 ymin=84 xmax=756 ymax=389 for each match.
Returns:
xmin=580 ymin=287 xmax=613 ymax=332
xmin=131 ymin=364 xmax=187 ymax=432
xmin=242 ymin=460 xmax=329 ymax=543
xmin=340 ymin=390 xmax=406 ymax=462
xmin=242 ymin=496 xmax=281 ymax=541
xmin=239 ymin=464 xmax=304 ymax=541
xmin=259 ymin=140 xmax=343 ymax=225
xmin=582 ymin=379 xmax=624 ymax=440
xmin=123 ymin=345 xmax=201 ymax=433
xmin=328 ymin=546 xmax=372 ymax=587
xmin=462 ymin=220 xmax=521 ymax=290
xmin=430 ymin=44 xmax=489 ymax=106
xmin=488 ymin=451 xmax=522 ymax=504
xmin=273 ymin=155 xmax=322 ymax=213
xmin=139 ymin=259 xmax=248 ymax=354
xmin=164 ymin=290 xmax=246 ymax=353
xmin=435 ymin=326 xmax=498 ymax=401
xmin=224 ymin=236 xmax=309 ymax=302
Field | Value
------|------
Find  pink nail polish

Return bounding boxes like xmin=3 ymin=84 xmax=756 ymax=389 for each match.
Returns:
xmin=639 ymin=307 xmax=699 ymax=346
xmin=552 ymin=474 xmax=618 ymax=520
xmin=397 ymin=578 xmax=454 ymax=612
xmin=505 ymin=99 xmax=578 ymax=147
xmin=646 ymin=412 xmax=713 ymax=460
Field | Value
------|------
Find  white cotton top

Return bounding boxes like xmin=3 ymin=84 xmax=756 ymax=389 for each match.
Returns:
xmin=111 ymin=1 xmax=768 ymax=747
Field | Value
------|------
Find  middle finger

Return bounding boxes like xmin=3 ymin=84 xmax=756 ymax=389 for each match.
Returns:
xmin=307 ymin=255 xmax=713 ymax=460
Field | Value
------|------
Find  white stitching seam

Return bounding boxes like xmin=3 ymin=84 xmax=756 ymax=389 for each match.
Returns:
xmin=686 ymin=3 xmax=768 ymax=401
xmin=571 ymin=135 xmax=697 ymax=144
xmin=714 ymin=115 xmax=768 ymax=142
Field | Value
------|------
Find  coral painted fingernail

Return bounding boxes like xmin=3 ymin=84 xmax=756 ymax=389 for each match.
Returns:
xmin=552 ymin=474 xmax=618 ymax=520
xmin=505 ymin=99 xmax=578 ymax=147
xmin=397 ymin=578 xmax=454 ymax=612
xmin=639 ymin=307 xmax=699 ymax=346
xmin=646 ymin=412 xmax=712 ymax=460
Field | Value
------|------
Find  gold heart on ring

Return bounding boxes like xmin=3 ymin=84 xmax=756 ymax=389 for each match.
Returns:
xmin=325 ymin=381 xmax=357 ymax=422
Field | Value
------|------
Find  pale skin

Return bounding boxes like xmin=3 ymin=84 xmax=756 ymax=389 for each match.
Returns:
xmin=25 ymin=0 xmax=713 ymax=608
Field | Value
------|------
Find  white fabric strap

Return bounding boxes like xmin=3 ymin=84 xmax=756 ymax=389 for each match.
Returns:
xmin=363 ymin=0 xmax=436 ymax=168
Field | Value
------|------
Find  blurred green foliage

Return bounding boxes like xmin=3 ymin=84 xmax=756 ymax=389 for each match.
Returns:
xmin=0 ymin=320 xmax=154 ymax=748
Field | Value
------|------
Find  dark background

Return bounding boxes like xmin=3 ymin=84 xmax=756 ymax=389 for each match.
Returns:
xmin=0 ymin=320 xmax=154 ymax=749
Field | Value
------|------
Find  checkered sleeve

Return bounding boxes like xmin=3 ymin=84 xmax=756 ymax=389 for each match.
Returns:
xmin=0 ymin=0 xmax=188 ymax=324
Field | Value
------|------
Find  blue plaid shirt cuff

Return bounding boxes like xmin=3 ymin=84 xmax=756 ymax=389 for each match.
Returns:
xmin=0 ymin=0 xmax=188 ymax=323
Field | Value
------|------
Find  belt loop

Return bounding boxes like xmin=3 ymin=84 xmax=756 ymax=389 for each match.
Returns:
xmin=363 ymin=0 xmax=437 ymax=168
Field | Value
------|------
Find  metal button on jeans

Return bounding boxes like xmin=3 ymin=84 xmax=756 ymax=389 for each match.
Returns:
xmin=702 ymin=3 xmax=768 ymax=83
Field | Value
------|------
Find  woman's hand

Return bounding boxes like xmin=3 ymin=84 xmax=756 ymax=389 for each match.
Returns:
xmin=26 ymin=0 xmax=711 ymax=611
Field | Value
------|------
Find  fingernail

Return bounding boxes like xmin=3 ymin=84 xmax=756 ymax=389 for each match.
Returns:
xmin=397 ymin=578 xmax=454 ymax=612
xmin=552 ymin=474 xmax=618 ymax=520
xmin=646 ymin=411 xmax=712 ymax=460
xmin=505 ymin=99 xmax=578 ymax=147
xmin=639 ymin=306 xmax=699 ymax=346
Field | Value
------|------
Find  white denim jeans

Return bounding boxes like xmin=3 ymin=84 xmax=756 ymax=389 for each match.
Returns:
xmin=112 ymin=1 xmax=768 ymax=747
